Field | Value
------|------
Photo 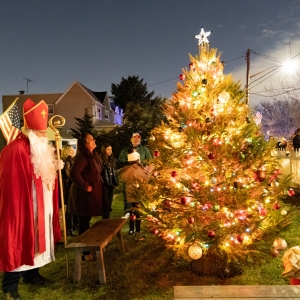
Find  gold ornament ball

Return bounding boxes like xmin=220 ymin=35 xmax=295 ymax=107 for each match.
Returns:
xmin=281 ymin=209 xmax=287 ymax=215
xmin=150 ymin=135 xmax=155 ymax=141
xmin=271 ymin=181 xmax=279 ymax=188
xmin=188 ymin=244 xmax=203 ymax=260
xmin=273 ymin=238 xmax=287 ymax=250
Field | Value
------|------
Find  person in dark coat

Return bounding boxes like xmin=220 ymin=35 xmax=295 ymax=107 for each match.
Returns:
xmin=292 ymin=128 xmax=300 ymax=151
xmin=100 ymin=143 xmax=119 ymax=219
xmin=68 ymin=133 xmax=103 ymax=261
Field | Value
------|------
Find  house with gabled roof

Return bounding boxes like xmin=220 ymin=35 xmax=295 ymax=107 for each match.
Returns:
xmin=1 ymin=81 xmax=123 ymax=134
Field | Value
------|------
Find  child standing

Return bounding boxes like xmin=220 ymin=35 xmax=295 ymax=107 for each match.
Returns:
xmin=118 ymin=149 xmax=153 ymax=240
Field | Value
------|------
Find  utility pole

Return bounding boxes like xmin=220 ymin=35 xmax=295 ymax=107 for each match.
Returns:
xmin=245 ymin=49 xmax=251 ymax=105
xmin=23 ymin=78 xmax=33 ymax=94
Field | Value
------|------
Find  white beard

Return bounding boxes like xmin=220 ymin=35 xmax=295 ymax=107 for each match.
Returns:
xmin=28 ymin=130 xmax=57 ymax=188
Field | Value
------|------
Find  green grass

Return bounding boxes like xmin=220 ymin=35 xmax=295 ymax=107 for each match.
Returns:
xmin=1 ymin=194 xmax=300 ymax=300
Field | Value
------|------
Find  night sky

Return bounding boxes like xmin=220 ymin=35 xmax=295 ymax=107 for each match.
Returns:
xmin=1 ymin=0 xmax=300 ymax=114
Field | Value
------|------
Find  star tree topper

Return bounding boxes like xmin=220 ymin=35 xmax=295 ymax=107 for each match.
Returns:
xmin=195 ymin=27 xmax=211 ymax=45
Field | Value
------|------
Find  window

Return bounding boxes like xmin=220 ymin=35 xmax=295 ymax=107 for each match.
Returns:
xmin=105 ymin=110 xmax=109 ymax=120
xmin=97 ymin=108 xmax=101 ymax=119
xmin=47 ymin=104 xmax=54 ymax=115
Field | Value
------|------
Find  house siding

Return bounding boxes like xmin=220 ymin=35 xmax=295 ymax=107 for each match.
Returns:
xmin=2 ymin=82 xmax=123 ymax=133
xmin=55 ymin=83 xmax=96 ymax=130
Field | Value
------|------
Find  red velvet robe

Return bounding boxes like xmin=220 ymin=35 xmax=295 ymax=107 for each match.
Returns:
xmin=0 ymin=133 xmax=61 ymax=272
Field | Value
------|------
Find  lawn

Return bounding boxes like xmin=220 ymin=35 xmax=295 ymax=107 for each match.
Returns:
xmin=1 ymin=193 xmax=300 ymax=300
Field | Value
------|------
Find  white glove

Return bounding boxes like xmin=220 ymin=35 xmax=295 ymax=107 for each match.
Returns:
xmin=56 ymin=159 xmax=64 ymax=170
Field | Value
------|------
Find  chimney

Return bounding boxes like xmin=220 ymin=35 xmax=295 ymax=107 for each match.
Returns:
xmin=18 ymin=90 xmax=25 ymax=95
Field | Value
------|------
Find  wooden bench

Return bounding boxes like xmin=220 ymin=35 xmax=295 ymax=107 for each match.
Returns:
xmin=174 ymin=285 xmax=300 ymax=299
xmin=65 ymin=218 xmax=126 ymax=284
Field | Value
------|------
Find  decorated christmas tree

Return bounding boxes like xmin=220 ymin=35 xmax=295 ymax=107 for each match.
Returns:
xmin=140 ymin=29 xmax=297 ymax=275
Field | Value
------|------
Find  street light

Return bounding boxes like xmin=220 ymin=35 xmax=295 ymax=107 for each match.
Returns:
xmin=281 ymin=58 xmax=298 ymax=74
xmin=245 ymin=49 xmax=299 ymax=105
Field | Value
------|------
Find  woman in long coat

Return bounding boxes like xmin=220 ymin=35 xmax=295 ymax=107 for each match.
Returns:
xmin=68 ymin=132 xmax=103 ymax=261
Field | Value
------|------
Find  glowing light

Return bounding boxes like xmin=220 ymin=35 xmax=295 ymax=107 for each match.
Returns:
xmin=282 ymin=59 xmax=298 ymax=74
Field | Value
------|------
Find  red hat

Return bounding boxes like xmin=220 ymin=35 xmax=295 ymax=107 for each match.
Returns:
xmin=23 ymin=99 xmax=48 ymax=131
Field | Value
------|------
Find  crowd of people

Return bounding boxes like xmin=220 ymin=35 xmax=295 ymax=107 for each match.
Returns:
xmin=0 ymin=99 xmax=153 ymax=299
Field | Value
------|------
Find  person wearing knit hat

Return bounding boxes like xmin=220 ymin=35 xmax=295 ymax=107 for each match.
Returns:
xmin=0 ymin=99 xmax=62 ymax=300
xmin=118 ymin=149 xmax=154 ymax=240
xmin=117 ymin=132 xmax=152 ymax=210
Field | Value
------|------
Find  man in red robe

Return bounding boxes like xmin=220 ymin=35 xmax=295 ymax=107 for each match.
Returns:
xmin=0 ymin=99 xmax=61 ymax=300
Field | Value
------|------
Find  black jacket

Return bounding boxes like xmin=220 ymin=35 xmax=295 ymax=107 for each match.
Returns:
xmin=293 ymin=134 xmax=300 ymax=150
xmin=101 ymin=158 xmax=119 ymax=187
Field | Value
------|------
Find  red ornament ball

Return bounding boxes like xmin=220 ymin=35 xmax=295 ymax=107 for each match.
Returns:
xmin=208 ymin=153 xmax=216 ymax=160
xmin=271 ymin=248 xmax=279 ymax=257
xmin=152 ymin=228 xmax=159 ymax=235
xmin=189 ymin=63 xmax=195 ymax=69
xmin=273 ymin=202 xmax=281 ymax=210
xmin=204 ymin=203 xmax=212 ymax=210
xmin=259 ymin=207 xmax=267 ymax=216
xmin=188 ymin=216 xmax=195 ymax=224
xmin=208 ymin=230 xmax=216 ymax=238
xmin=269 ymin=174 xmax=277 ymax=182
xmin=236 ymin=235 xmax=244 ymax=243
xmin=181 ymin=197 xmax=188 ymax=205
xmin=288 ymin=189 xmax=296 ymax=197
xmin=253 ymin=170 xmax=266 ymax=182
xmin=179 ymin=73 xmax=185 ymax=81
xmin=274 ymin=169 xmax=281 ymax=175
xmin=154 ymin=150 xmax=160 ymax=157
xmin=164 ymin=200 xmax=172 ymax=207
xmin=171 ymin=171 xmax=177 ymax=177
xmin=130 ymin=214 xmax=136 ymax=221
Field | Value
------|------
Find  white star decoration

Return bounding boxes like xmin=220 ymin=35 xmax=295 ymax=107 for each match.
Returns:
xmin=195 ymin=27 xmax=211 ymax=45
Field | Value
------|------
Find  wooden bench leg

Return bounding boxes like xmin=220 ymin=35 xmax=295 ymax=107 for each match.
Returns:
xmin=116 ymin=229 xmax=125 ymax=252
xmin=73 ymin=249 xmax=82 ymax=283
xmin=96 ymin=249 xmax=106 ymax=284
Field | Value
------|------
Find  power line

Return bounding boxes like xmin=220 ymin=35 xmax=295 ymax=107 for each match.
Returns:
xmin=148 ymin=55 xmax=244 ymax=88
xmin=249 ymin=67 xmax=280 ymax=85
xmin=249 ymin=69 xmax=283 ymax=90
xmin=251 ymin=87 xmax=300 ymax=98
xmin=148 ymin=77 xmax=178 ymax=87
xmin=257 ymin=0 xmax=300 ymax=46
xmin=251 ymin=51 xmax=281 ymax=63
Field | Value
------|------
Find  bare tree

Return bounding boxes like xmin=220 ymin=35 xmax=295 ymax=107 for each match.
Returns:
xmin=257 ymin=71 xmax=300 ymax=139
xmin=258 ymin=98 xmax=300 ymax=139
